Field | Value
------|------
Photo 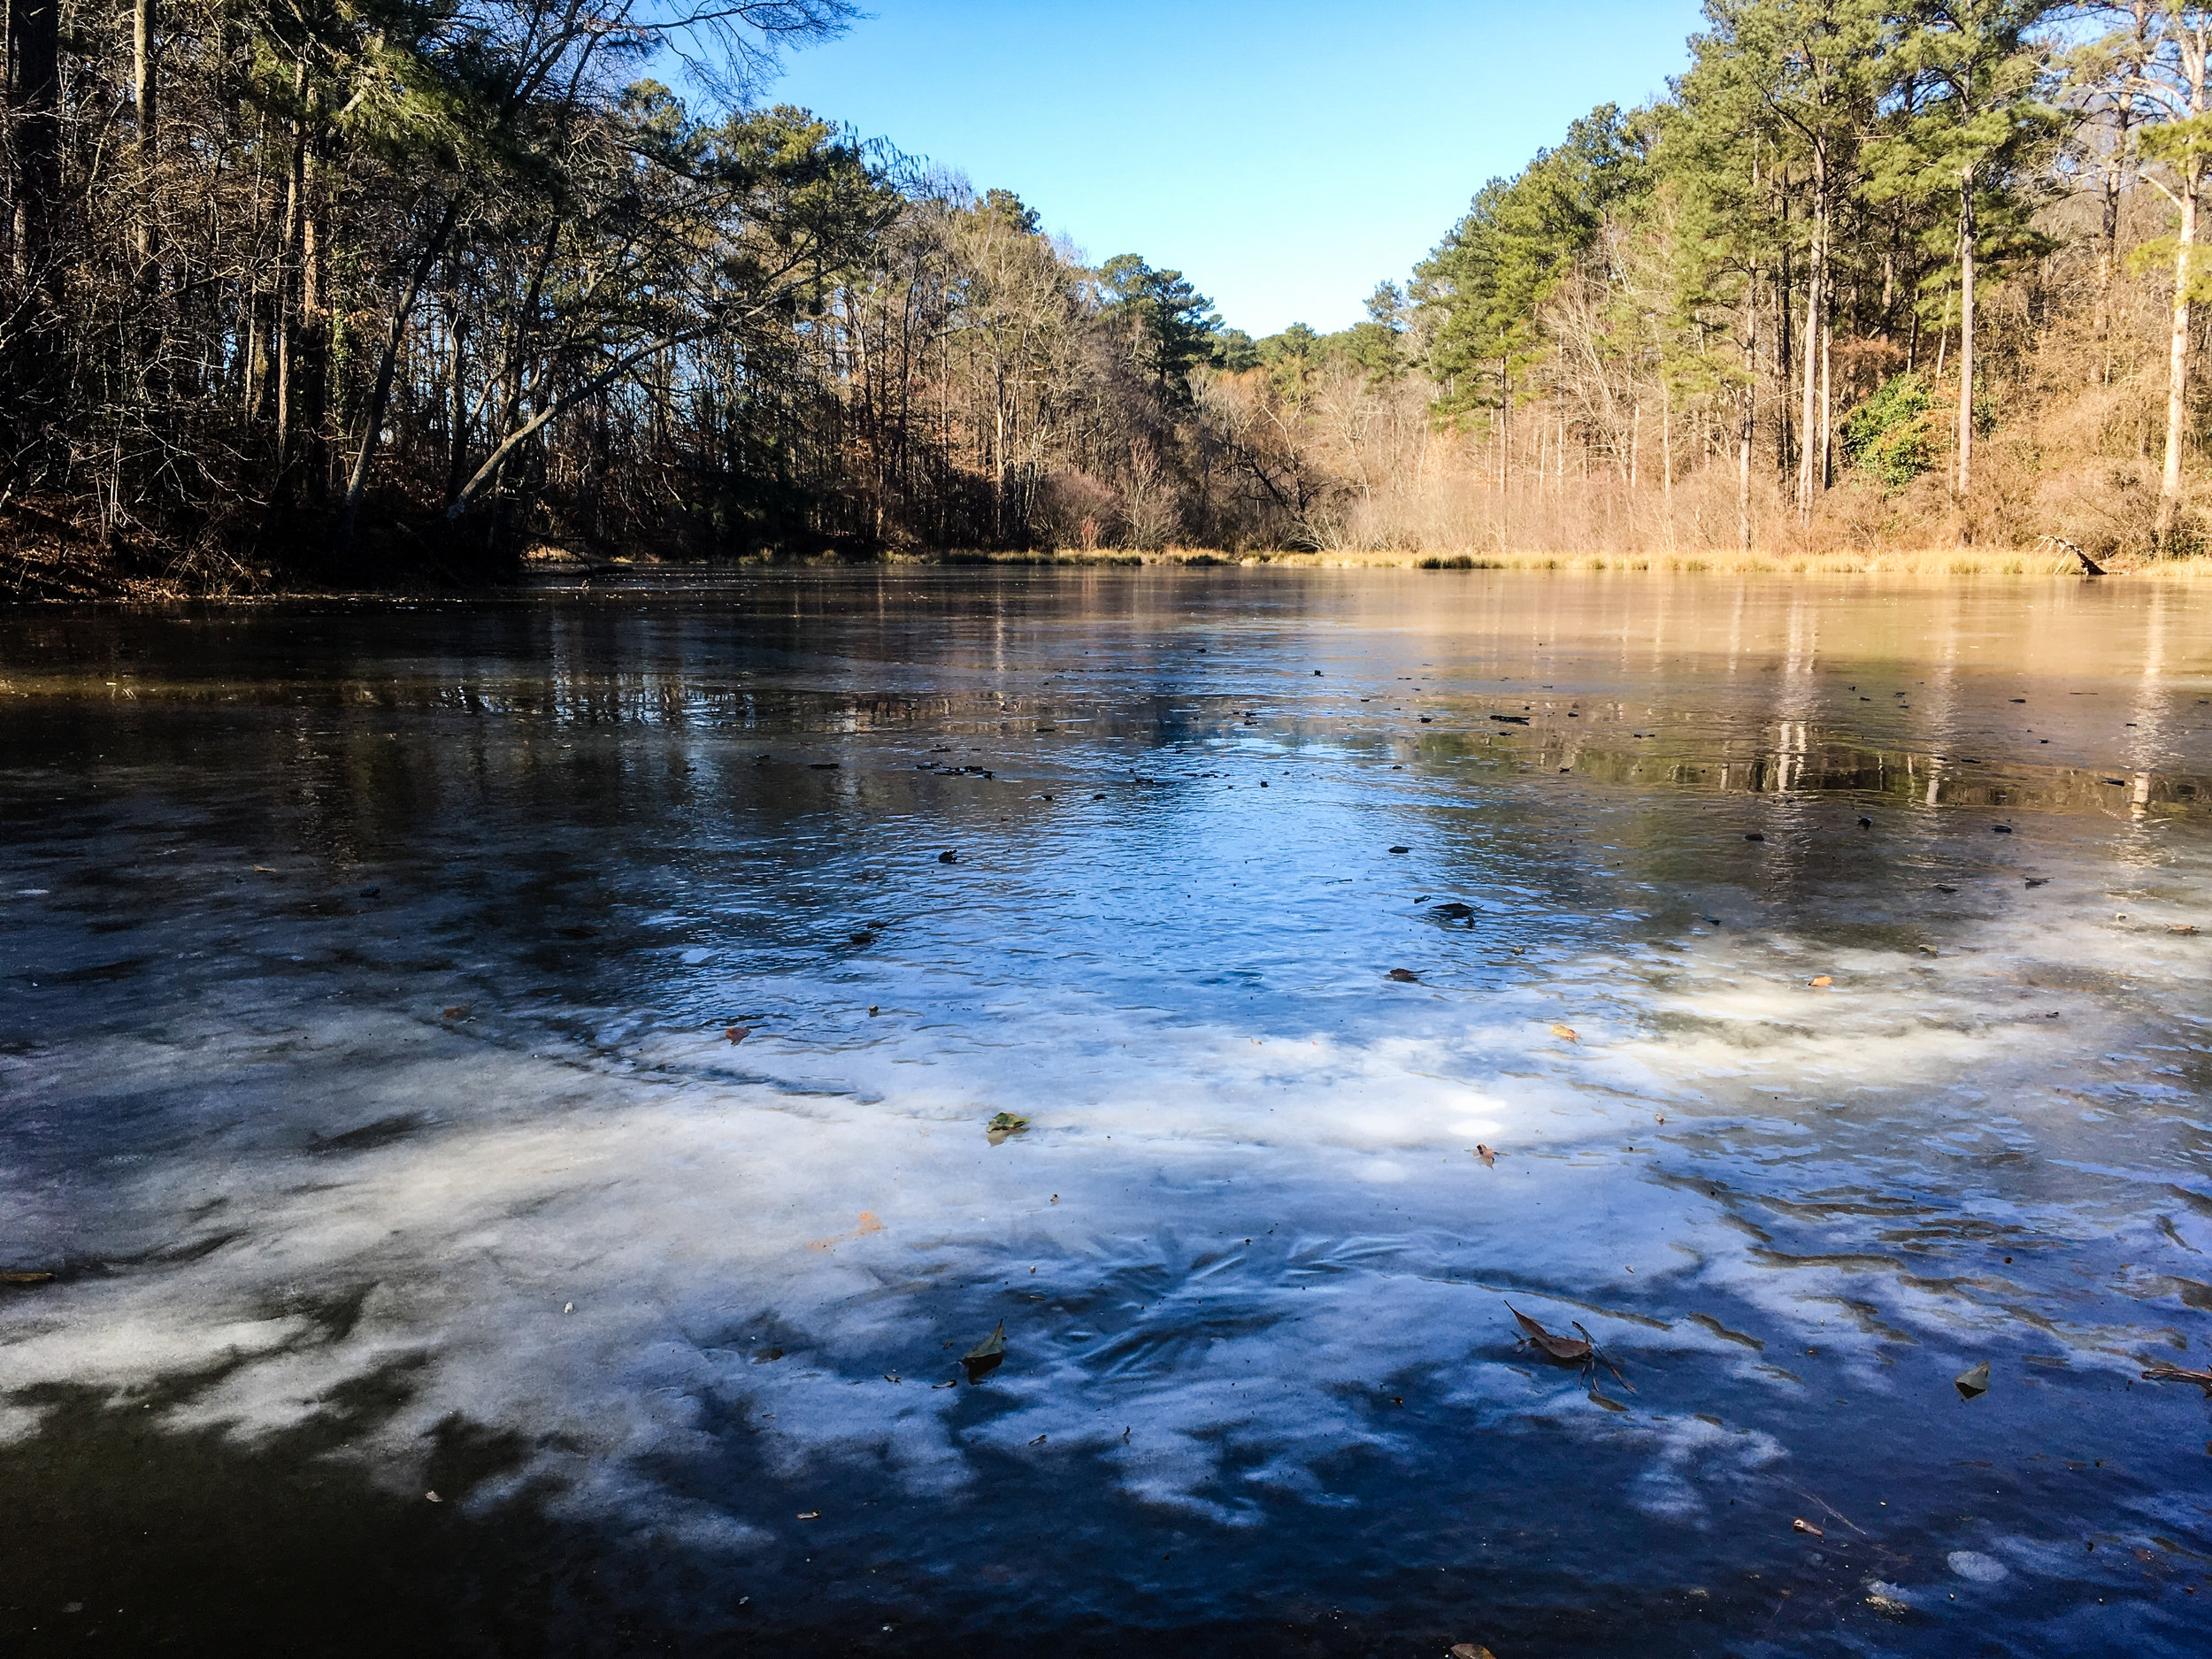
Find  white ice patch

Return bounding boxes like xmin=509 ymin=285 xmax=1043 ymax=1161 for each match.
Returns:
xmin=0 ymin=888 xmax=2192 ymax=1541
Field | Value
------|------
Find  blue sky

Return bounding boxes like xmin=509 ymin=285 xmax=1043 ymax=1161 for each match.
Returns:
xmin=766 ymin=1 xmax=1707 ymax=337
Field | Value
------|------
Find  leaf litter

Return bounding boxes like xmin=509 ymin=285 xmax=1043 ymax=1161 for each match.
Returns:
xmin=1508 ymin=1304 xmax=1635 ymax=1396
xmin=962 ymin=1321 xmax=1007 ymax=1384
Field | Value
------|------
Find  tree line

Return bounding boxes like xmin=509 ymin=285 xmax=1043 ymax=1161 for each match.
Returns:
xmin=5 ymin=1 xmax=2212 ymax=586
xmin=1408 ymin=1 xmax=2212 ymax=557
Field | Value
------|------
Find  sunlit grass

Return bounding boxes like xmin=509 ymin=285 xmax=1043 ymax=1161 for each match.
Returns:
xmin=911 ymin=545 xmax=2212 ymax=578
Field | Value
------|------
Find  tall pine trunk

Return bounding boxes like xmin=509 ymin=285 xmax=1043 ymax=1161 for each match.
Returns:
xmin=1956 ymin=162 xmax=1977 ymax=500
xmin=2158 ymin=166 xmax=2198 ymax=551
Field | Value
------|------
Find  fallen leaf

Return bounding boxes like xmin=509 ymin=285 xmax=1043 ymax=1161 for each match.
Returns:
xmin=725 ymin=1025 xmax=750 ymax=1044
xmin=425 ymin=1491 xmax=441 ymax=1503
xmin=1449 ymin=1645 xmax=1498 ymax=1659
xmin=2141 ymin=1363 xmax=2212 ymax=1391
xmin=752 ymin=1348 xmax=785 ymax=1363
xmin=806 ymin=1212 xmax=884 ymax=1251
xmin=932 ymin=1379 xmax=957 ymax=1390
xmin=1792 ymin=1517 xmax=1824 ymax=1539
xmin=1809 ymin=976 xmax=1833 ymax=988
xmin=1386 ymin=968 xmax=1421 ymax=983
xmin=0 ymin=1271 xmax=54 ymax=1285
xmin=442 ymin=1006 xmax=471 ymax=1020
xmin=1475 ymin=1144 xmax=1496 ymax=1167
xmin=962 ymin=1320 xmax=1007 ymax=1384
xmin=1388 ymin=845 xmax=1411 ymax=855
xmin=797 ymin=1510 xmax=820 ymax=1521
xmin=1955 ymin=1360 xmax=1991 ymax=1400
xmin=1508 ymin=1304 xmax=1593 ymax=1363
xmin=2171 ymin=925 xmax=2199 ymax=936
xmin=1028 ymin=1433 xmax=1048 ymax=1447
xmin=1550 ymin=1024 xmax=1578 ymax=1042
xmin=987 ymin=1112 xmax=1030 ymax=1145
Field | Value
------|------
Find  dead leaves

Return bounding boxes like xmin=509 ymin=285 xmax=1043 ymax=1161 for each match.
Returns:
xmin=805 ymin=1212 xmax=883 ymax=1252
xmin=0 ymin=1271 xmax=54 ymax=1285
xmin=1386 ymin=968 xmax=1421 ymax=984
xmin=1450 ymin=1646 xmax=1499 ymax=1659
xmin=1508 ymin=1305 xmax=1593 ymax=1363
xmin=1809 ymin=976 xmax=1833 ymax=988
xmin=987 ymin=1112 xmax=1029 ymax=1145
xmin=725 ymin=1025 xmax=750 ymax=1044
xmin=1508 ymin=1304 xmax=1635 ymax=1397
xmin=2141 ymin=1363 xmax=2212 ymax=1392
xmin=1792 ymin=1517 xmax=1825 ymax=1539
xmin=962 ymin=1320 xmax=1007 ymax=1384
xmin=1474 ymin=1144 xmax=1496 ymax=1167
xmin=1549 ymin=1023 xmax=1578 ymax=1042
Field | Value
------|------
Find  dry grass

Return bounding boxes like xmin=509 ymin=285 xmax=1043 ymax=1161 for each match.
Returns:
xmin=910 ymin=543 xmax=2208 ymax=577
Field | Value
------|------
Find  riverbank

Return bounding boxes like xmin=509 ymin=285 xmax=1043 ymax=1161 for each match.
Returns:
xmin=6 ymin=529 xmax=2198 ymax=603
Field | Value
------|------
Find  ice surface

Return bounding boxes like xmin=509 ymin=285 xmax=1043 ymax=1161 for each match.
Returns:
xmin=3 ymin=571 xmax=2209 ymax=1652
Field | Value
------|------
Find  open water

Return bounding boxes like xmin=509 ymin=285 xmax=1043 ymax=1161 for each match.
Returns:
xmin=3 ymin=568 xmax=2210 ymax=1656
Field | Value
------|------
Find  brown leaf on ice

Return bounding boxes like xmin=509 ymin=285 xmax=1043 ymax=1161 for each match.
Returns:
xmin=2142 ymin=1363 xmax=2212 ymax=1392
xmin=1386 ymin=968 xmax=1421 ymax=983
xmin=725 ymin=1025 xmax=750 ymax=1044
xmin=1508 ymin=1304 xmax=1594 ymax=1363
xmin=962 ymin=1320 xmax=1007 ymax=1384
xmin=1449 ymin=1646 xmax=1498 ymax=1659
xmin=442 ymin=1006 xmax=471 ymax=1020
xmin=1809 ymin=976 xmax=1833 ymax=988
xmin=1792 ymin=1517 xmax=1825 ymax=1539
xmin=2170 ymin=925 xmax=2199 ymax=936
xmin=1549 ymin=1023 xmax=1578 ymax=1041
xmin=1475 ymin=1144 xmax=1496 ymax=1167
xmin=0 ymin=1271 xmax=54 ymax=1285
xmin=806 ymin=1211 xmax=884 ymax=1252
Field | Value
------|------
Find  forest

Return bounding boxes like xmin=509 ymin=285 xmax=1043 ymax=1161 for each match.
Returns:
xmin=4 ymin=0 xmax=2212 ymax=591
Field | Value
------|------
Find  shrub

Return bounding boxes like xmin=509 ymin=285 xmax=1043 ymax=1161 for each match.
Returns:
xmin=1840 ymin=373 xmax=1939 ymax=492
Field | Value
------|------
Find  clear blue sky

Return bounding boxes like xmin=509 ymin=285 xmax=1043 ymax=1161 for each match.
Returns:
xmin=766 ymin=1 xmax=1707 ymax=337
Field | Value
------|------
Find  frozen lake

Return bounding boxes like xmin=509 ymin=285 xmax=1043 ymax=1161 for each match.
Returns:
xmin=4 ymin=569 xmax=2210 ymax=1655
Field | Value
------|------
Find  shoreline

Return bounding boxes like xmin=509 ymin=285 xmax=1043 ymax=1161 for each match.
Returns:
xmin=4 ymin=540 xmax=2194 ymax=605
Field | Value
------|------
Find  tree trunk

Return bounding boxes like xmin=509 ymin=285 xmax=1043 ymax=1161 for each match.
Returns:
xmin=134 ymin=0 xmax=157 ymax=268
xmin=1957 ymin=163 xmax=1978 ymax=499
xmin=1797 ymin=157 xmax=1827 ymax=523
xmin=8 ymin=0 xmax=61 ymax=286
xmin=1740 ymin=272 xmax=1757 ymax=553
xmin=2098 ymin=111 xmax=2128 ymax=385
xmin=2158 ymin=168 xmax=2198 ymax=552
xmin=1819 ymin=305 xmax=1833 ymax=493
xmin=275 ymin=64 xmax=307 ymax=467
xmin=296 ymin=98 xmax=328 ymax=501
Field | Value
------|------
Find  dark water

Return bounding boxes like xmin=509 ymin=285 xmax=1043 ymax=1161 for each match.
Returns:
xmin=3 ymin=569 xmax=2210 ymax=1657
